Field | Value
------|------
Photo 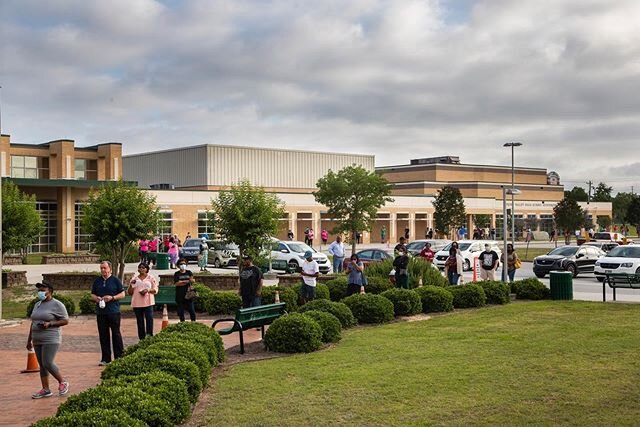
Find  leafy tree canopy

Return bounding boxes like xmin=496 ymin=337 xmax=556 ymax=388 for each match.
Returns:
xmin=592 ymin=182 xmax=613 ymax=202
xmin=553 ymin=197 xmax=585 ymax=233
xmin=613 ymin=192 xmax=635 ymax=224
xmin=432 ymin=186 xmax=466 ymax=236
xmin=564 ymin=186 xmax=588 ymax=202
xmin=596 ymin=215 xmax=612 ymax=230
xmin=2 ymin=181 xmax=43 ymax=254
xmin=625 ymin=196 xmax=640 ymax=230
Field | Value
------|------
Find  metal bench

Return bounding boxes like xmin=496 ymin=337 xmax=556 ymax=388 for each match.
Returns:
xmin=211 ymin=303 xmax=287 ymax=354
xmin=121 ymin=285 xmax=178 ymax=307
xmin=602 ymin=273 xmax=640 ymax=301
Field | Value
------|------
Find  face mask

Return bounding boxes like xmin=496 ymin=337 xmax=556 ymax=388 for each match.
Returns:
xmin=37 ymin=291 xmax=47 ymax=301
xmin=179 ymin=264 xmax=186 ymax=271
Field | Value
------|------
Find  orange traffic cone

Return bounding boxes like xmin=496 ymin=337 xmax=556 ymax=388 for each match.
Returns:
xmin=161 ymin=304 xmax=169 ymax=330
xmin=274 ymin=290 xmax=280 ymax=303
xmin=360 ymin=285 xmax=365 ymax=294
xmin=20 ymin=348 xmax=40 ymax=373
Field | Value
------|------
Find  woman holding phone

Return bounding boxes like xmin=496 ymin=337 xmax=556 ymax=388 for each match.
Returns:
xmin=128 ymin=263 xmax=158 ymax=340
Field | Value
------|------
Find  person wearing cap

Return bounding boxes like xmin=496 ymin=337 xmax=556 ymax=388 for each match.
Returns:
xmin=26 ymin=282 xmax=70 ymax=399
xmin=198 ymin=237 xmax=209 ymax=272
xmin=393 ymin=245 xmax=410 ymax=289
xmin=91 ymin=261 xmax=125 ymax=366
xmin=239 ymin=255 xmax=263 ymax=308
xmin=299 ymin=250 xmax=319 ymax=304
xmin=478 ymin=244 xmax=500 ymax=281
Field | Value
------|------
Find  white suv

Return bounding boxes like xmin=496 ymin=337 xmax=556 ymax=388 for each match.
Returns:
xmin=434 ymin=240 xmax=502 ymax=271
xmin=270 ymin=239 xmax=332 ymax=274
xmin=593 ymin=244 xmax=640 ymax=282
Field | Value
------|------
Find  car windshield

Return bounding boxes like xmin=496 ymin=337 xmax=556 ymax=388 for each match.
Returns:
xmin=222 ymin=243 xmax=238 ymax=250
xmin=606 ymin=246 xmax=640 ymax=258
xmin=406 ymin=241 xmax=425 ymax=250
xmin=547 ymin=247 xmax=578 ymax=256
xmin=593 ymin=233 xmax=613 ymax=240
xmin=443 ymin=243 xmax=472 ymax=251
xmin=288 ymin=243 xmax=314 ymax=253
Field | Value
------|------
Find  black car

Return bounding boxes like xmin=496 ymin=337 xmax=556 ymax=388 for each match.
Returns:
xmin=533 ymin=245 xmax=605 ymax=278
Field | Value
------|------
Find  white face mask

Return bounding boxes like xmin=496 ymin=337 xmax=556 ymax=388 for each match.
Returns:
xmin=179 ymin=264 xmax=186 ymax=271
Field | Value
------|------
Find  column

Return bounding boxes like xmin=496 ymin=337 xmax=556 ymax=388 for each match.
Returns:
xmin=390 ymin=212 xmax=397 ymax=243
xmin=57 ymin=187 xmax=75 ymax=253
xmin=467 ymin=214 xmax=474 ymax=239
xmin=409 ymin=213 xmax=416 ymax=241
xmin=288 ymin=211 xmax=297 ymax=237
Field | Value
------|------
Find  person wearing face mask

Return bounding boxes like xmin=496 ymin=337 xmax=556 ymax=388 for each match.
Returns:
xmin=478 ymin=244 xmax=500 ymax=281
xmin=393 ymin=246 xmax=410 ymax=289
xmin=129 ymin=262 xmax=158 ymax=340
xmin=174 ymin=258 xmax=196 ymax=322
xmin=26 ymin=282 xmax=70 ymax=399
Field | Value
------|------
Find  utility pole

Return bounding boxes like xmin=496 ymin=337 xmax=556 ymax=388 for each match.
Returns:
xmin=586 ymin=180 xmax=593 ymax=203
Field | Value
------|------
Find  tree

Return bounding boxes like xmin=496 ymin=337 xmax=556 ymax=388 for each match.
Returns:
xmin=211 ymin=180 xmax=285 ymax=265
xmin=432 ymin=186 xmax=466 ymax=238
xmin=473 ymin=214 xmax=492 ymax=228
xmin=2 ymin=182 xmax=43 ymax=256
xmin=596 ymin=215 xmax=612 ymax=231
xmin=592 ymin=182 xmax=613 ymax=202
xmin=83 ymin=181 xmax=161 ymax=281
xmin=613 ymin=192 xmax=635 ymax=224
xmin=564 ymin=186 xmax=589 ymax=202
xmin=625 ymin=196 xmax=640 ymax=233
xmin=314 ymin=165 xmax=393 ymax=253
xmin=553 ymin=197 xmax=584 ymax=244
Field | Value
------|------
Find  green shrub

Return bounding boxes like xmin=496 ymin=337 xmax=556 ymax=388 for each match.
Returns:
xmin=264 ymin=313 xmax=323 ymax=353
xmin=363 ymin=259 xmax=394 ymax=280
xmin=102 ymin=371 xmax=190 ymax=424
xmin=479 ymin=281 xmax=511 ymax=305
xmin=302 ymin=310 xmax=342 ymax=343
xmin=325 ymin=277 xmax=348 ymax=301
xmin=32 ymin=408 xmax=146 ymax=427
xmin=57 ymin=383 xmax=173 ymax=427
xmin=422 ymin=265 xmax=449 ymax=287
xmin=102 ymin=349 xmax=202 ymax=402
xmin=514 ymin=278 xmax=550 ymax=300
xmin=124 ymin=331 xmax=219 ymax=366
xmin=292 ymin=283 xmax=330 ymax=301
xmin=261 ymin=286 xmax=298 ymax=312
xmin=380 ymin=288 xmax=422 ymax=316
xmin=414 ymin=286 xmax=454 ymax=313
xmin=146 ymin=341 xmax=211 ymax=386
xmin=163 ymin=321 xmax=225 ymax=363
xmin=342 ymin=294 xmax=395 ymax=324
xmin=365 ymin=276 xmax=393 ymax=294
xmin=27 ymin=294 xmax=76 ymax=317
xmin=78 ymin=292 xmax=96 ymax=315
xmin=192 ymin=283 xmax=214 ymax=312
xmin=298 ymin=299 xmax=357 ymax=328
xmin=449 ymin=285 xmax=487 ymax=308
xmin=206 ymin=291 xmax=242 ymax=315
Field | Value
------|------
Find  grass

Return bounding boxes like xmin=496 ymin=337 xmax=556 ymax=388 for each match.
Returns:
xmin=518 ymin=247 xmax=550 ymax=262
xmin=205 ymin=302 xmax=640 ymax=426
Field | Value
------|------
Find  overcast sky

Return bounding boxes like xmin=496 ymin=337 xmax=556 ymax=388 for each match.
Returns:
xmin=1 ymin=0 xmax=639 ymax=193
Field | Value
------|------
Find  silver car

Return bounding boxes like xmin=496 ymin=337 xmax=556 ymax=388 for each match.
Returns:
xmin=208 ymin=241 xmax=240 ymax=268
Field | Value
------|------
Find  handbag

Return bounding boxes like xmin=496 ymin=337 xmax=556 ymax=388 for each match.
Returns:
xmin=514 ymin=258 xmax=522 ymax=269
xmin=185 ymin=285 xmax=198 ymax=300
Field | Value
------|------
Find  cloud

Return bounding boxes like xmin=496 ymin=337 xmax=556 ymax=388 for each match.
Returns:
xmin=1 ymin=0 xmax=639 ymax=192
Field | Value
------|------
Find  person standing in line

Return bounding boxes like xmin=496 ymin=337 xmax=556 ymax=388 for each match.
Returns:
xmin=138 ymin=238 xmax=149 ymax=264
xmin=393 ymin=246 xmax=410 ymax=289
xmin=239 ymin=255 xmax=263 ymax=308
xmin=307 ymin=228 xmax=315 ymax=247
xmin=394 ymin=236 xmax=407 ymax=257
xmin=490 ymin=228 xmax=496 ymax=240
xmin=320 ymin=229 xmax=329 ymax=245
xmin=91 ymin=261 xmax=125 ymax=366
xmin=478 ymin=244 xmax=499 ymax=281
xmin=428 ymin=228 xmax=434 ymax=239
xmin=185 ymin=232 xmax=192 ymax=241
xmin=299 ymin=251 xmax=319 ymax=305
xmin=304 ymin=227 xmax=310 ymax=245
xmin=128 ymin=262 xmax=158 ymax=340
xmin=162 ymin=235 xmax=170 ymax=252
xmin=404 ymin=227 xmax=410 ymax=240
xmin=27 ymin=282 xmax=70 ymax=398
xmin=287 ymin=229 xmax=294 ymax=241
xmin=419 ymin=242 xmax=435 ymax=263
xmin=356 ymin=231 xmax=362 ymax=244
xmin=328 ymin=235 xmax=345 ymax=274
xmin=167 ymin=236 xmax=179 ymax=269
xmin=174 ymin=259 xmax=196 ymax=322
xmin=345 ymin=254 xmax=365 ymax=296
xmin=444 ymin=247 xmax=464 ymax=285
xmin=198 ymin=237 xmax=209 ymax=272
xmin=380 ymin=225 xmax=387 ymax=244
xmin=505 ymin=243 xmax=520 ymax=282
xmin=148 ymin=236 xmax=158 ymax=266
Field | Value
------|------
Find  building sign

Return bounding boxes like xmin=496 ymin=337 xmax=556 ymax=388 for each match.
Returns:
xmin=547 ymin=171 xmax=560 ymax=185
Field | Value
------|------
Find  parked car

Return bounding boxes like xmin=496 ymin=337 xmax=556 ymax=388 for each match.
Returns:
xmin=343 ymin=249 xmax=393 ymax=270
xmin=434 ymin=240 xmax=502 ymax=271
xmin=591 ymin=232 xmax=626 ymax=244
xmin=582 ymin=241 xmax=619 ymax=253
xmin=406 ymin=239 xmax=452 ymax=256
xmin=594 ymin=244 xmax=640 ymax=282
xmin=179 ymin=238 xmax=204 ymax=263
xmin=270 ymin=239 xmax=331 ymax=274
xmin=533 ymin=245 xmax=605 ymax=278
xmin=208 ymin=241 xmax=240 ymax=268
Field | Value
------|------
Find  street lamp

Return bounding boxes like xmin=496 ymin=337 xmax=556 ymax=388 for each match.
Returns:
xmin=502 ymin=187 xmax=521 ymax=282
xmin=503 ymin=142 xmax=522 ymax=243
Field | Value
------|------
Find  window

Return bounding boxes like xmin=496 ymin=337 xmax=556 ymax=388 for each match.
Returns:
xmin=11 ymin=156 xmax=49 ymax=179
xmin=158 ymin=212 xmax=173 ymax=236
xmin=197 ymin=211 xmax=213 ymax=237
xmin=359 ymin=250 xmax=373 ymax=259
xmin=26 ymin=202 xmax=57 ymax=253
xmin=75 ymin=202 xmax=95 ymax=251
xmin=74 ymin=159 xmax=97 ymax=180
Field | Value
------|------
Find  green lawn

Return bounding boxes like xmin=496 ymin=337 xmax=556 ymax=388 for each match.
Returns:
xmin=204 ymin=302 xmax=640 ymax=426
xmin=518 ymin=247 xmax=550 ymax=262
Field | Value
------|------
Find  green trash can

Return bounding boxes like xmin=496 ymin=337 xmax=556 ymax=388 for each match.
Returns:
xmin=155 ymin=253 xmax=170 ymax=270
xmin=550 ymin=271 xmax=573 ymax=300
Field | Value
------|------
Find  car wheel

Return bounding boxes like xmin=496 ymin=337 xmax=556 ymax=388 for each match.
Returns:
xmin=567 ymin=264 xmax=577 ymax=277
xmin=534 ymin=272 xmax=546 ymax=278
xmin=214 ymin=258 xmax=221 ymax=268
xmin=635 ymin=267 xmax=640 ymax=275
xmin=288 ymin=260 xmax=300 ymax=273
xmin=464 ymin=259 xmax=471 ymax=271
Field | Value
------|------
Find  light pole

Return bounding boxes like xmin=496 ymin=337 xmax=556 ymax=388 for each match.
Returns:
xmin=502 ymin=187 xmax=521 ymax=282
xmin=504 ymin=142 xmax=522 ymax=243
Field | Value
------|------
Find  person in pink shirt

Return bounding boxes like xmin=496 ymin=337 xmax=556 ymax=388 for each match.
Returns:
xmin=307 ymin=228 xmax=315 ymax=247
xmin=320 ymin=229 xmax=329 ymax=245
xmin=167 ymin=237 xmax=179 ymax=269
xmin=128 ymin=263 xmax=158 ymax=340
xmin=148 ymin=237 xmax=158 ymax=266
xmin=138 ymin=239 xmax=149 ymax=264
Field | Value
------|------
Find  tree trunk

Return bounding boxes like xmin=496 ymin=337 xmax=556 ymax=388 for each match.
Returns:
xmin=351 ymin=229 xmax=357 ymax=255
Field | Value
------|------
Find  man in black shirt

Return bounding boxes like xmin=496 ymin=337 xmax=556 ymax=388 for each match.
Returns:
xmin=174 ymin=258 xmax=196 ymax=322
xmin=239 ymin=255 xmax=263 ymax=308
xmin=394 ymin=237 xmax=407 ymax=257
xmin=478 ymin=244 xmax=499 ymax=281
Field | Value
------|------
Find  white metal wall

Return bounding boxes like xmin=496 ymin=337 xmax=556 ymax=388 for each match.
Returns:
xmin=123 ymin=146 xmax=208 ymax=188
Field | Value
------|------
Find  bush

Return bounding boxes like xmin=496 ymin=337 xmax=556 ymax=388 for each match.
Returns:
xmin=192 ymin=283 xmax=214 ymax=312
xmin=292 ymin=283 xmax=330 ymax=301
xmin=479 ymin=281 xmax=511 ymax=305
xmin=101 ymin=349 xmax=202 ymax=402
xmin=514 ymin=278 xmax=550 ymax=300
xmin=102 ymin=371 xmax=190 ymax=424
xmin=57 ymin=383 xmax=173 ymax=427
xmin=302 ymin=310 xmax=342 ymax=343
xmin=325 ymin=277 xmax=348 ymax=301
xmin=163 ymin=321 xmax=225 ymax=363
xmin=125 ymin=331 xmax=219 ymax=367
xmin=342 ymin=294 xmax=395 ymax=324
xmin=27 ymin=294 xmax=76 ymax=317
xmin=449 ymin=285 xmax=487 ymax=309
xmin=363 ymin=259 xmax=394 ymax=280
xmin=365 ymin=276 xmax=393 ymax=294
xmin=261 ymin=286 xmax=298 ymax=312
xmin=32 ymin=408 xmax=146 ymax=427
xmin=414 ymin=286 xmax=454 ymax=313
xmin=206 ymin=291 xmax=242 ymax=315
xmin=264 ymin=313 xmax=323 ymax=353
xmin=380 ymin=288 xmax=422 ymax=316
xmin=78 ymin=292 xmax=96 ymax=315
xmin=422 ymin=265 xmax=449 ymax=287
xmin=146 ymin=341 xmax=211 ymax=386
xmin=298 ymin=299 xmax=357 ymax=328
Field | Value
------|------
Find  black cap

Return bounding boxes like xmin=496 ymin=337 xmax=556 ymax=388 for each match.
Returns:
xmin=35 ymin=282 xmax=54 ymax=291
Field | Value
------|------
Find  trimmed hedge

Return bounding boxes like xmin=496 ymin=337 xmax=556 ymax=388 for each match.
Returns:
xmin=292 ymin=283 xmax=330 ymax=301
xmin=206 ymin=291 xmax=242 ymax=315
xmin=380 ymin=288 xmax=422 ymax=316
xmin=365 ymin=276 xmax=393 ymax=294
xmin=302 ymin=310 xmax=342 ymax=343
xmin=124 ymin=330 xmax=219 ymax=368
xmin=264 ymin=313 xmax=323 ymax=353
xmin=78 ymin=292 xmax=96 ymax=315
xmin=414 ymin=286 xmax=454 ymax=313
xmin=298 ymin=299 xmax=357 ymax=328
xmin=342 ymin=294 xmax=395 ymax=324
xmin=422 ymin=265 xmax=449 ymax=287
xmin=449 ymin=285 xmax=487 ymax=309
xmin=514 ymin=278 xmax=550 ymax=300
xmin=261 ymin=286 xmax=298 ymax=312
xmin=57 ymin=383 xmax=173 ymax=427
xmin=163 ymin=321 xmax=225 ymax=363
xmin=27 ymin=294 xmax=75 ymax=317
xmin=146 ymin=341 xmax=211 ymax=386
xmin=32 ymin=408 xmax=147 ymax=427
xmin=479 ymin=281 xmax=511 ymax=305
xmin=193 ymin=283 xmax=215 ymax=312
xmin=325 ymin=277 xmax=348 ymax=301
